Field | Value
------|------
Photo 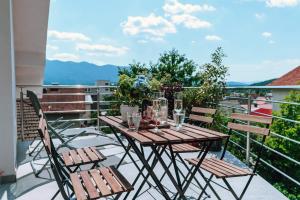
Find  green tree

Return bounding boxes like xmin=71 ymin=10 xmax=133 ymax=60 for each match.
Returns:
xmin=150 ymin=49 xmax=200 ymax=86
xmin=118 ymin=61 xmax=149 ymax=78
xmin=183 ymin=47 xmax=228 ymax=112
xmin=263 ymin=91 xmax=300 ymax=199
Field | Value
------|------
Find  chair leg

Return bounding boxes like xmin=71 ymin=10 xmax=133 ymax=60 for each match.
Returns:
xmin=31 ymin=143 xmax=44 ymax=160
xmin=176 ymin=154 xmax=209 ymax=197
xmin=198 ymin=172 xmax=221 ymax=200
xmin=239 ymin=174 xmax=255 ymax=200
xmin=51 ymin=189 xmax=60 ymax=200
xmin=159 ymin=157 xmax=172 ymax=182
xmin=222 ymin=178 xmax=239 ymax=200
xmin=29 ymin=138 xmax=42 ymax=156
xmin=32 ymin=159 xmax=50 ymax=177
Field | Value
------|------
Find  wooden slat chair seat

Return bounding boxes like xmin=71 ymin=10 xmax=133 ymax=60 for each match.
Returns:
xmin=169 ymin=143 xmax=201 ymax=153
xmin=62 ymin=147 xmax=106 ymax=167
xmin=186 ymin=158 xmax=253 ymax=178
xmin=185 ymin=113 xmax=272 ymax=200
xmin=38 ymin=112 xmax=106 ymax=172
xmin=159 ymin=107 xmax=218 ymax=187
xmin=37 ymin=111 xmax=133 ymax=200
xmin=70 ymin=166 xmax=133 ymax=200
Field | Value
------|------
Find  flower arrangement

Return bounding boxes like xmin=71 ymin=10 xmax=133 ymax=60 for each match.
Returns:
xmin=116 ymin=74 xmax=161 ymax=107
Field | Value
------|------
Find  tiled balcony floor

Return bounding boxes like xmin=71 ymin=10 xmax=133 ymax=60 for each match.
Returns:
xmin=0 ymin=128 xmax=288 ymax=200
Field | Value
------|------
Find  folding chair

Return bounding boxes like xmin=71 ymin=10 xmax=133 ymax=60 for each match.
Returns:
xmin=39 ymin=116 xmax=133 ymax=200
xmin=159 ymin=107 xmax=217 ymax=194
xmin=32 ymin=110 xmax=106 ymax=177
xmin=185 ymin=113 xmax=272 ymax=200
xmin=26 ymin=90 xmax=76 ymax=156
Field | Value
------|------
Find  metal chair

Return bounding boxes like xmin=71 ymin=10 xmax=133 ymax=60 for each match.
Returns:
xmin=159 ymin=107 xmax=217 ymax=186
xmin=26 ymin=90 xmax=77 ymax=156
xmin=185 ymin=113 xmax=272 ymax=200
xmin=32 ymin=109 xmax=105 ymax=177
xmin=38 ymin=115 xmax=133 ymax=200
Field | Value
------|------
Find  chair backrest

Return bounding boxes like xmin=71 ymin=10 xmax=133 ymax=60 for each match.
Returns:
xmin=27 ymin=90 xmax=42 ymax=116
xmin=36 ymin=109 xmax=70 ymax=199
xmin=37 ymin=115 xmax=52 ymax=155
xmin=228 ymin=113 xmax=272 ymax=136
xmin=189 ymin=107 xmax=217 ymax=126
xmin=223 ymin=113 xmax=272 ymax=168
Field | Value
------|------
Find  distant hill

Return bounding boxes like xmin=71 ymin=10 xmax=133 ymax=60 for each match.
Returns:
xmin=45 ymin=60 xmax=275 ymax=87
xmin=226 ymin=81 xmax=250 ymax=87
xmin=44 ymin=60 xmax=126 ymax=85
xmin=250 ymin=78 xmax=277 ymax=86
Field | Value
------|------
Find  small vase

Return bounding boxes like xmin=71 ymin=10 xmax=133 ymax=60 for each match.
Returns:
xmin=120 ymin=104 xmax=139 ymax=122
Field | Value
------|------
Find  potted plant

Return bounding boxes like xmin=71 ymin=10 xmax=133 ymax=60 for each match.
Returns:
xmin=116 ymin=74 xmax=161 ymax=122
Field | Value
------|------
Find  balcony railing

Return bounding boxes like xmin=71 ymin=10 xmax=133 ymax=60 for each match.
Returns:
xmin=16 ymin=84 xmax=300 ymax=189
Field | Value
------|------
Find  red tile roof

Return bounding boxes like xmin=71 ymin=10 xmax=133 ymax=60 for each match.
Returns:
xmin=268 ymin=66 xmax=300 ymax=86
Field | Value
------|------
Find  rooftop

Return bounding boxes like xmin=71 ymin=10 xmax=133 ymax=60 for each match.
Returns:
xmin=0 ymin=130 xmax=288 ymax=200
xmin=268 ymin=66 xmax=300 ymax=86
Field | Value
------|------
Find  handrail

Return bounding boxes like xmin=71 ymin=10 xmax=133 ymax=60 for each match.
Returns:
xmin=40 ymin=100 xmax=119 ymax=104
xmin=16 ymin=84 xmax=300 ymax=188
xmin=230 ymin=140 xmax=300 ymax=187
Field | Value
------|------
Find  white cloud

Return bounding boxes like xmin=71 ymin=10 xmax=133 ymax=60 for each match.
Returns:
xmin=266 ymin=0 xmax=298 ymax=7
xmin=163 ymin=0 xmax=215 ymax=15
xmin=48 ymin=53 xmax=79 ymax=61
xmin=48 ymin=30 xmax=90 ymax=42
xmin=255 ymin=13 xmax=265 ymax=20
xmin=76 ymin=43 xmax=129 ymax=56
xmin=46 ymin=44 xmax=59 ymax=50
xmin=262 ymin=32 xmax=272 ymax=38
xmin=205 ymin=35 xmax=222 ymax=41
xmin=121 ymin=13 xmax=176 ymax=37
xmin=171 ymin=14 xmax=212 ymax=29
xmin=137 ymin=40 xmax=148 ymax=44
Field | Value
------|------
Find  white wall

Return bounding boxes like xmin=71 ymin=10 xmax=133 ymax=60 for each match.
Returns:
xmin=0 ymin=0 xmax=17 ymax=182
xmin=272 ymin=89 xmax=290 ymax=111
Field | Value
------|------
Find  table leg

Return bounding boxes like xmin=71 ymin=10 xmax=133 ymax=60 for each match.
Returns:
xmin=168 ymin=144 xmax=184 ymax=198
xmin=151 ymin=145 xmax=187 ymax=200
xmin=129 ymin=145 xmax=165 ymax=200
xmin=160 ymin=148 xmax=209 ymax=197
xmin=176 ymin=141 xmax=212 ymax=200
xmin=126 ymin=137 xmax=172 ymax=200
xmin=109 ymin=126 xmax=152 ymax=189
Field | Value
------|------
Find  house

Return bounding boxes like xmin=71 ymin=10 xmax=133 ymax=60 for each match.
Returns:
xmin=41 ymin=88 xmax=91 ymax=125
xmin=268 ymin=66 xmax=300 ymax=110
xmin=241 ymin=97 xmax=272 ymax=117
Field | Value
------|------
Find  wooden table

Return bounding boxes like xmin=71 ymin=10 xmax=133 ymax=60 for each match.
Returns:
xmin=99 ymin=116 xmax=228 ymax=200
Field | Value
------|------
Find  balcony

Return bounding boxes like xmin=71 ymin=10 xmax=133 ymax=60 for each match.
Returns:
xmin=0 ymin=85 xmax=298 ymax=199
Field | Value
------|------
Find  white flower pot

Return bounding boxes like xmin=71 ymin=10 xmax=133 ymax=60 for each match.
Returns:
xmin=120 ymin=104 xmax=139 ymax=122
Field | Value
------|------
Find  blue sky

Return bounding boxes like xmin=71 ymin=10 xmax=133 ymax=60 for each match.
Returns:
xmin=46 ymin=0 xmax=300 ymax=82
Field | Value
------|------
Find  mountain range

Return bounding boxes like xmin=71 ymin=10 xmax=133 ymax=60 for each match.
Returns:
xmin=44 ymin=60 xmax=125 ymax=85
xmin=44 ymin=60 xmax=276 ymax=86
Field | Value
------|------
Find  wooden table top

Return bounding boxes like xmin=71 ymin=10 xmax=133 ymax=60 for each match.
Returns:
xmin=99 ymin=116 xmax=229 ymax=146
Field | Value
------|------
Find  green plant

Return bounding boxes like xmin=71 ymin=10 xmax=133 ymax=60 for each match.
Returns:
xmin=262 ymin=91 xmax=300 ymax=199
xmin=119 ymin=61 xmax=149 ymax=78
xmin=150 ymin=49 xmax=200 ymax=86
xmin=183 ymin=47 xmax=228 ymax=113
xmin=116 ymin=74 xmax=161 ymax=107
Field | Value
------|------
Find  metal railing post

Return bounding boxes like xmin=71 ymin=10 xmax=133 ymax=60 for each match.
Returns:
xmin=20 ymin=88 xmax=25 ymax=141
xmin=97 ymin=88 xmax=100 ymax=130
xmin=246 ymin=90 xmax=251 ymax=164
